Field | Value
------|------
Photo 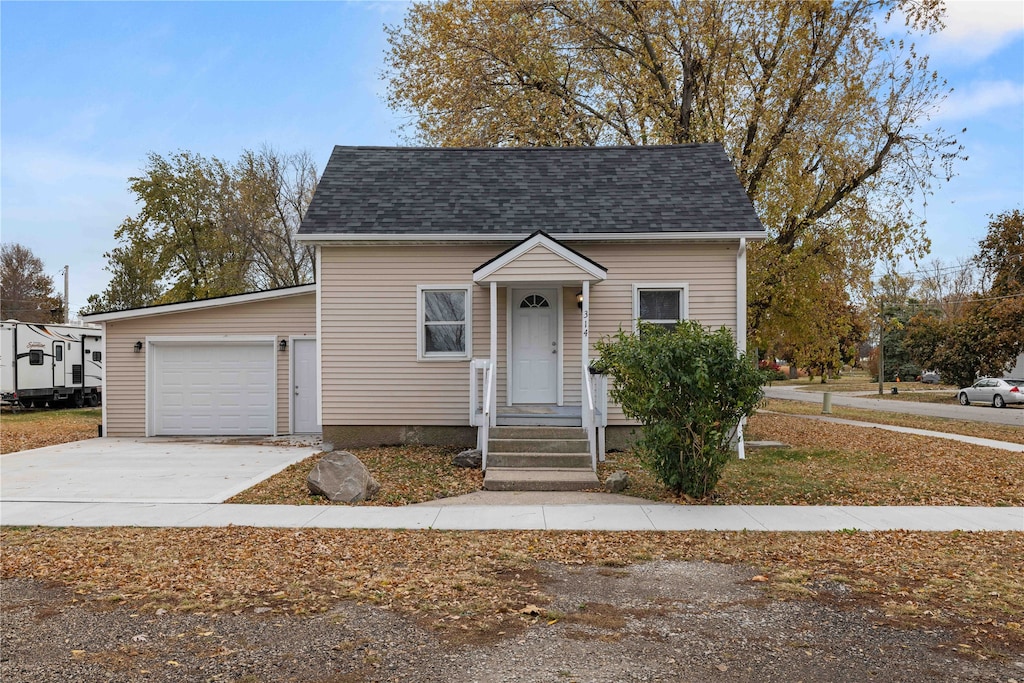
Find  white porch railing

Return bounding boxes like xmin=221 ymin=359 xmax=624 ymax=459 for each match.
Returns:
xmin=583 ymin=369 xmax=608 ymax=469
xmin=469 ymin=359 xmax=495 ymax=469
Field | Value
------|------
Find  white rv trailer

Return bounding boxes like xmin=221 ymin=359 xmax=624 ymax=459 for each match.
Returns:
xmin=0 ymin=320 xmax=103 ymax=408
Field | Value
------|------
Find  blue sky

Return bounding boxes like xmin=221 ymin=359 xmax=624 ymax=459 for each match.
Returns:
xmin=2 ymin=1 xmax=1022 ymax=315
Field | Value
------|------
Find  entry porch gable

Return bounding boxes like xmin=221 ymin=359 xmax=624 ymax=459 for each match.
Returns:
xmin=470 ymin=232 xmax=609 ymax=470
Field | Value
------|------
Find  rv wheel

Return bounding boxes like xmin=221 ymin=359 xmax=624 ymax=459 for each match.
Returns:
xmin=88 ymin=394 xmax=99 ymax=407
xmin=73 ymin=393 xmax=85 ymax=409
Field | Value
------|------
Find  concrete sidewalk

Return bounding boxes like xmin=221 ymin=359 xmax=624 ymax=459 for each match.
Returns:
xmin=761 ymin=410 xmax=1024 ymax=452
xmin=2 ymin=500 xmax=1021 ymax=531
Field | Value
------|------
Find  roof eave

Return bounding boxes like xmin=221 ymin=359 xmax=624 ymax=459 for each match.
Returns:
xmin=81 ymin=284 xmax=317 ymax=323
xmin=296 ymin=230 xmax=767 ymax=244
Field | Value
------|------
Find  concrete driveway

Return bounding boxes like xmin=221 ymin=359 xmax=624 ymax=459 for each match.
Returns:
xmin=0 ymin=438 xmax=320 ymax=504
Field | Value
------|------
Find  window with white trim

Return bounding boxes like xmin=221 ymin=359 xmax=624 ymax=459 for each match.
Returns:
xmin=418 ymin=285 xmax=472 ymax=360
xmin=633 ymin=284 xmax=688 ymax=332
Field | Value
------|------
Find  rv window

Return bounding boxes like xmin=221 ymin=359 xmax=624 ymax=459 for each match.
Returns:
xmin=55 ymin=344 xmax=63 ymax=361
xmin=29 ymin=350 xmax=44 ymax=365
xmin=93 ymin=351 xmax=102 ymax=361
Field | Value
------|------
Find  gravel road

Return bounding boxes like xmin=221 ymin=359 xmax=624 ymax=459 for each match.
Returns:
xmin=3 ymin=561 xmax=1021 ymax=682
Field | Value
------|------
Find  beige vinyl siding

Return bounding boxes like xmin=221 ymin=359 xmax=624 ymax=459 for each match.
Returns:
xmin=581 ymin=242 xmax=737 ymax=424
xmin=102 ymin=293 xmax=316 ymax=437
xmin=479 ymin=245 xmax=597 ymax=283
xmin=321 ymin=245 xmax=502 ymax=426
xmin=562 ymin=286 xmax=582 ymax=406
xmin=320 ymin=241 xmax=737 ymax=428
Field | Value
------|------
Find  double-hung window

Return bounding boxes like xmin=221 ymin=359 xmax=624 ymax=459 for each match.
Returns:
xmin=418 ymin=285 xmax=472 ymax=360
xmin=633 ymin=284 xmax=688 ymax=332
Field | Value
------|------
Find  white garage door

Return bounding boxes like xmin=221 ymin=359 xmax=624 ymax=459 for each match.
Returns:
xmin=151 ymin=342 xmax=275 ymax=436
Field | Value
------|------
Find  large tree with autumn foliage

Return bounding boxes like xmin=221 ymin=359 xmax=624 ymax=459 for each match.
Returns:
xmin=0 ymin=243 xmax=63 ymax=323
xmin=83 ymin=148 xmax=317 ymax=313
xmin=905 ymin=210 xmax=1024 ymax=386
xmin=384 ymin=0 xmax=963 ymax=354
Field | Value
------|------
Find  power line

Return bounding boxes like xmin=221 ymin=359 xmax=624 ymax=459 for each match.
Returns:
xmin=912 ymin=291 xmax=1024 ymax=305
xmin=885 ymin=262 xmax=983 ymax=278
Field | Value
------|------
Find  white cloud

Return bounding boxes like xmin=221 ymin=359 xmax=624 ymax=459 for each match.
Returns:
xmin=931 ymin=1 xmax=1024 ymax=59
xmin=931 ymin=79 xmax=1024 ymax=121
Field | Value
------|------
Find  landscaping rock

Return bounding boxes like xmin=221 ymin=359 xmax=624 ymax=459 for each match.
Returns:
xmin=452 ymin=448 xmax=482 ymax=469
xmin=307 ymin=451 xmax=380 ymax=502
xmin=605 ymin=470 xmax=629 ymax=493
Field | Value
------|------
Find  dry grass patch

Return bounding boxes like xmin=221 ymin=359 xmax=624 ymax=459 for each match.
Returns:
xmin=599 ymin=412 xmax=1024 ymax=506
xmin=764 ymin=399 xmax=1024 ymax=444
xmin=0 ymin=408 xmax=102 ymax=453
xmin=2 ymin=527 xmax=1021 ymax=650
xmin=227 ymin=445 xmax=482 ymax=506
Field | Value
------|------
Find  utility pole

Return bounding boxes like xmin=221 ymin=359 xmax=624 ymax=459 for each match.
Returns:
xmin=63 ymin=265 xmax=70 ymax=324
xmin=878 ymin=296 xmax=884 ymax=396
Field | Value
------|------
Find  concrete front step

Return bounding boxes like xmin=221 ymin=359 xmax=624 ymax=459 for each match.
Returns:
xmin=487 ymin=452 xmax=592 ymax=469
xmin=489 ymin=426 xmax=587 ymax=440
xmin=488 ymin=438 xmax=590 ymax=454
xmin=483 ymin=425 xmax=596 ymax=490
xmin=483 ymin=467 xmax=600 ymax=491
xmin=496 ymin=416 xmax=582 ymax=427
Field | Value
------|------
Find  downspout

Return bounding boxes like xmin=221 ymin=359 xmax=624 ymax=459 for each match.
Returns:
xmin=736 ymin=238 xmax=747 ymax=460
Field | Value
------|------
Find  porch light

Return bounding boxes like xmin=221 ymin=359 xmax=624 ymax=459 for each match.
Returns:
xmin=279 ymin=339 xmax=288 ymax=351
xmin=133 ymin=341 xmax=143 ymax=353
xmin=576 ymin=291 xmax=584 ymax=309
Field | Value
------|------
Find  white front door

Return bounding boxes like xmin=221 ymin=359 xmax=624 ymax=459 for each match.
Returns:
xmin=511 ymin=289 xmax=559 ymax=404
xmin=292 ymin=338 xmax=319 ymax=434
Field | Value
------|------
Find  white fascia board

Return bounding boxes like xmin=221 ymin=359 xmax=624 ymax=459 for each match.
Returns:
xmin=473 ymin=233 xmax=607 ymax=282
xmin=82 ymin=285 xmax=317 ymax=323
xmin=297 ymin=231 xmax=767 ymax=244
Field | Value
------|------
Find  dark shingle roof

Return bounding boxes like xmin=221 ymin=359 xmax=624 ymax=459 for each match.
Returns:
xmin=298 ymin=144 xmax=764 ymax=237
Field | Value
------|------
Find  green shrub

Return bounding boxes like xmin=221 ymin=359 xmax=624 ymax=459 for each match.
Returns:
xmin=594 ymin=322 xmax=764 ymax=499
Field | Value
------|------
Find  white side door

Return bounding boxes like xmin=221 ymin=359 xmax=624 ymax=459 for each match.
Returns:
xmin=292 ymin=338 xmax=319 ymax=433
xmin=511 ymin=289 xmax=558 ymax=404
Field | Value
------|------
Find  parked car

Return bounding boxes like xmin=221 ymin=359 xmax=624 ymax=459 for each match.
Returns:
xmin=920 ymin=371 xmax=941 ymax=384
xmin=957 ymin=378 xmax=1024 ymax=408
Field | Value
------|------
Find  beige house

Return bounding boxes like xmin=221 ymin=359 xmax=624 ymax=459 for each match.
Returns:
xmin=84 ymin=145 xmax=765 ymax=487
xmin=301 ymin=145 xmax=765 ymax=469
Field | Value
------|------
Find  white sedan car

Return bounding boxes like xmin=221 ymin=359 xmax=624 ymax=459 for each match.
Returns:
xmin=957 ymin=378 xmax=1024 ymax=408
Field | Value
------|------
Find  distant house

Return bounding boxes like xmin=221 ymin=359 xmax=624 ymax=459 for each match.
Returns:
xmin=1007 ymin=353 xmax=1024 ymax=378
xmin=84 ymin=145 xmax=766 ymax=469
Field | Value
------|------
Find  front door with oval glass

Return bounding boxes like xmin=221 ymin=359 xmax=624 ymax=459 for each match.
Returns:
xmin=511 ymin=289 xmax=558 ymax=404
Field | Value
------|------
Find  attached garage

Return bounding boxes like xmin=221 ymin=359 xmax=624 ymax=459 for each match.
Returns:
xmin=82 ymin=285 xmax=318 ymax=438
xmin=149 ymin=339 xmax=276 ymax=436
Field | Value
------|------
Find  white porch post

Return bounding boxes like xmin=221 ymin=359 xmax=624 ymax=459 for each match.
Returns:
xmin=490 ymin=281 xmax=497 ymax=427
xmin=581 ymin=280 xmax=590 ymax=376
